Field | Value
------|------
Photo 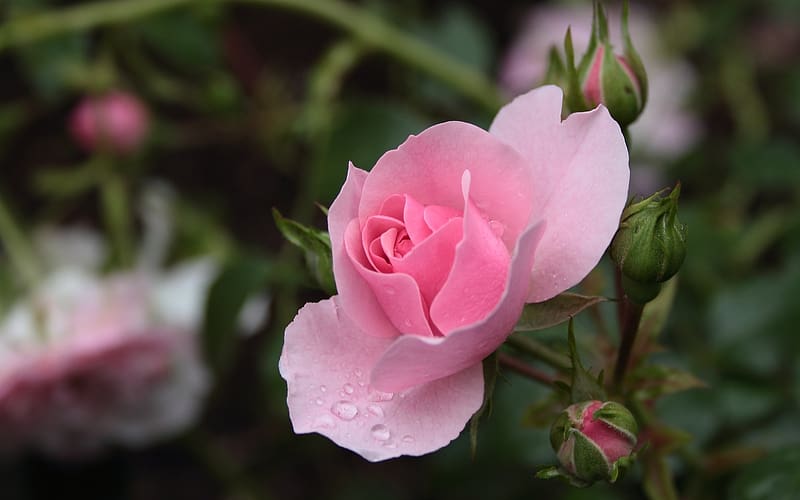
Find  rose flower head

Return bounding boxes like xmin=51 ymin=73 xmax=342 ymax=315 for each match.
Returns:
xmin=69 ymin=90 xmax=150 ymax=155
xmin=280 ymin=85 xmax=629 ymax=461
xmin=0 ymin=267 xmax=209 ymax=457
xmin=549 ymin=400 xmax=638 ymax=486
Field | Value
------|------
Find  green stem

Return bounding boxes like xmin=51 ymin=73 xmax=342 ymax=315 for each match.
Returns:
xmin=0 ymin=0 xmax=503 ymax=113
xmin=0 ymin=193 xmax=40 ymax=287
xmin=612 ymin=294 xmax=644 ymax=388
xmin=99 ymin=167 xmax=134 ymax=268
xmin=505 ymin=333 xmax=572 ymax=372
xmin=497 ymin=351 xmax=555 ymax=386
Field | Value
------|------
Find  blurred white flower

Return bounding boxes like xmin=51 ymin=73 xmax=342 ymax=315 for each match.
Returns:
xmin=500 ymin=2 xmax=702 ymax=191
xmin=0 ymin=268 xmax=208 ymax=456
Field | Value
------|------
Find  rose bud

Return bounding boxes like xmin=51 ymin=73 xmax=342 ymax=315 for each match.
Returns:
xmin=566 ymin=1 xmax=648 ymax=127
xmin=550 ymin=400 xmax=638 ymax=485
xmin=610 ymin=183 xmax=686 ymax=303
xmin=69 ymin=91 xmax=150 ymax=155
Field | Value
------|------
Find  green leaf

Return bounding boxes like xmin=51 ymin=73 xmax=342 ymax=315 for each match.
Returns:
xmin=16 ymin=32 xmax=89 ymax=100
xmin=730 ymin=447 xmax=800 ymax=500
xmin=469 ymin=353 xmax=498 ymax=458
xmin=272 ymin=209 xmax=335 ymax=295
xmin=629 ymin=365 xmax=707 ymax=401
xmin=641 ymin=451 xmax=680 ymax=500
xmin=201 ymin=256 xmax=271 ymax=375
xmin=514 ymin=293 xmax=606 ymax=332
xmin=136 ymin=11 xmax=222 ymax=75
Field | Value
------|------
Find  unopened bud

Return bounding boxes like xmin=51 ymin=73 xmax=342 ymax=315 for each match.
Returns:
xmin=564 ymin=0 xmax=648 ymax=126
xmin=550 ymin=400 xmax=638 ymax=485
xmin=69 ymin=91 xmax=150 ymax=155
xmin=611 ymin=184 xmax=686 ymax=303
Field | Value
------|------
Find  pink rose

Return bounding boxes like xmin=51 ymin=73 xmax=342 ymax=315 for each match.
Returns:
xmin=69 ymin=91 xmax=150 ymax=155
xmin=280 ymin=86 xmax=629 ymax=461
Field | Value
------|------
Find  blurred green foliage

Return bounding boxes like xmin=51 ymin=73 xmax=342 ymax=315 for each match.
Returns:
xmin=0 ymin=0 xmax=799 ymax=499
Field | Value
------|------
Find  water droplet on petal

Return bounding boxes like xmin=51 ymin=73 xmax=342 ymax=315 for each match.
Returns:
xmin=370 ymin=390 xmax=394 ymax=402
xmin=342 ymin=383 xmax=355 ymax=395
xmin=370 ymin=424 xmax=391 ymax=442
xmin=354 ymin=369 xmax=363 ymax=378
xmin=402 ymin=435 xmax=415 ymax=443
xmin=314 ymin=398 xmax=324 ymax=406
xmin=319 ymin=385 xmax=327 ymax=393
xmin=331 ymin=401 xmax=358 ymax=421
xmin=367 ymin=404 xmax=384 ymax=418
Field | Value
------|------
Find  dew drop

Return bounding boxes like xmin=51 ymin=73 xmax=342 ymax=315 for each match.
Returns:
xmin=402 ymin=435 xmax=415 ymax=444
xmin=319 ymin=385 xmax=327 ymax=393
xmin=370 ymin=424 xmax=391 ymax=442
xmin=370 ymin=390 xmax=394 ymax=402
xmin=312 ymin=415 xmax=335 ymax=429
xmin=331 ymin=401 xmax=358 ymax=421
xmin=342 ymin=383 xmax=355 ymax=395
xmin=314 ymin=398 xmax=324 ymax=406
xmin=366 ymin=404 xmax=384 ymax=418
xmin=354 ymin=369 xmax=363 ymax=378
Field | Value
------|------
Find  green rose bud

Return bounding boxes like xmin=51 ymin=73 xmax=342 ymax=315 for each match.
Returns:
xmin=549 ymin=400 xmax=638 ymax=486
xmin=610 ymin=184 xmax=686 ymax=303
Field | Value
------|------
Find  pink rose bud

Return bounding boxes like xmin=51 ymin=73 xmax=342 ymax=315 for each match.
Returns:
xmin=550 ymin=400 xmax=638 ymax=485
xmin=566 ymin=1 xmax=648 ymax=127
xmin=69 ymin=91 xmax=150 ymax=155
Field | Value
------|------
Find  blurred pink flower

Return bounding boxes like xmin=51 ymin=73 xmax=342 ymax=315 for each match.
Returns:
xmin=280 ymin=86 xmax=629 ymax=461
xmin=500 ymin=3 xmax=701 ymax=168
xmin=69 ymin=91 xmax=150 ymax=155
xmin=0 ymin=268 xmax=208 ymax=456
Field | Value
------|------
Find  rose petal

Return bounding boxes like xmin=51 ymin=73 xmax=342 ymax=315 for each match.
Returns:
xmin=401 ymin=195 xmax=432 ymax=245
xmin=489 ymin=86 xmax=629 ymax=302
xmin=345 ymin=221 xmax=435 ymax=337
xmin=370 ymin=220 xmax=546 ymax=392
xmin=359 ymin=122 xmax=534 ymax=251
xmin=390 ymin=217 xmax=461 ymax=306
xmin=329 ymin=165 xmax=399 ymax=339
xmin=430 ymin=171 xmax=511 ymax=335
xmin=279 ymin=298 xmax=484 ymax=462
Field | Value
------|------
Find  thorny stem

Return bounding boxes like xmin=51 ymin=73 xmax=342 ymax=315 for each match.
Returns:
xmin=498 ymin=351 xmax=555 ymax=386
xmin=612 ymin=271 xmax=644 ymax=388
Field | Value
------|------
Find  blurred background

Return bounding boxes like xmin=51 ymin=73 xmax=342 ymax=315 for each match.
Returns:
xmin=1 ymin=0 xmax=799 ymax=498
